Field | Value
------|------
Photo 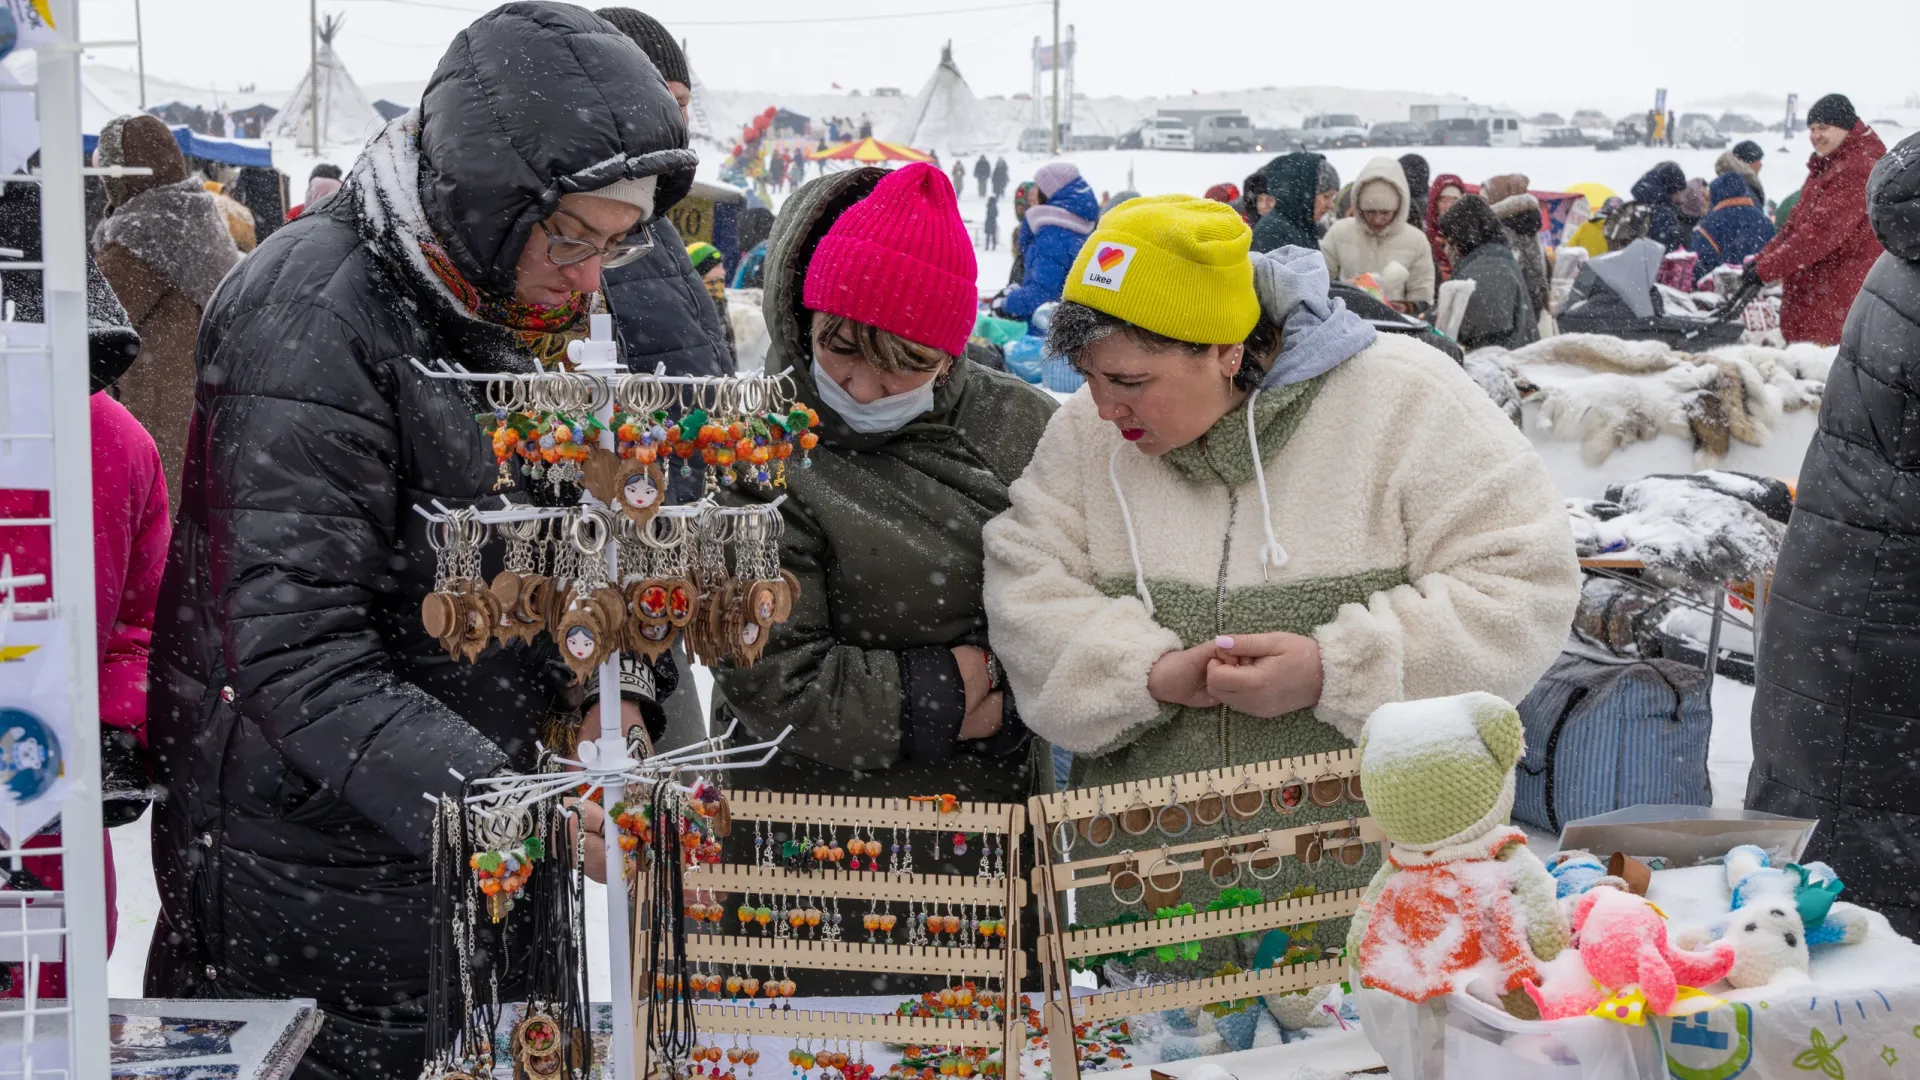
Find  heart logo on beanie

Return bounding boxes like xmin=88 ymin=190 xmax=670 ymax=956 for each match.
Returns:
xmin=1080 ymin=242 xmax=1135 ymax=292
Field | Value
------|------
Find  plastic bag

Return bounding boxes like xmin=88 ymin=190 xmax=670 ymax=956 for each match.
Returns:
xmin=972 ymin=310 xmax=1028 ymax=347
xmin=1356 ymin=988 xmax=1666 ymax=1080
xmin=1003 ymin=335 xmax=1047 ymax=384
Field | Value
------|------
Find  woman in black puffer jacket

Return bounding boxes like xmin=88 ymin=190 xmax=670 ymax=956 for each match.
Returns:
xmin=1747 ymin=131 xmax=1920 ymax=938
xmin=144 ymin=6 xmax=694 ymax=1077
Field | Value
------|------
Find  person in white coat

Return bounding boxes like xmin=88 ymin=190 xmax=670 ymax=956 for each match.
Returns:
xmin=1319 ymin=156 xmax=1436 ymax=312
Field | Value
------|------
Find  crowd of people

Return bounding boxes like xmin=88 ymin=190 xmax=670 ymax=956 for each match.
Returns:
xmin=1 ymin=1 xmax=1916 ymax=1075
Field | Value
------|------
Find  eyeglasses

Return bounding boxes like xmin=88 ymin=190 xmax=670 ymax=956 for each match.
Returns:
xmin=539 ymin=213 xmax=655 ymax=269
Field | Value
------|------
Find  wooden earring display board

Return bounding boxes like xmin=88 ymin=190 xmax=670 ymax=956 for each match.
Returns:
xmin=632 ymin=790 xmax=1030 ymax=1077
xmin=1027 ymin=750 xmax=1380 ymax=1080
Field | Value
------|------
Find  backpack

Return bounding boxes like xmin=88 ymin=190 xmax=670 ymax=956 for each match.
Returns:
xmin=1512 ymin=652 xmax=1714 ymax=833
xmin=1602 ymin=201 xmax=1654 ymax=249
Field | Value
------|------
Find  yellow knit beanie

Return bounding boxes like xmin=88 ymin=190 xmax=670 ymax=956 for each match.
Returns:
xmin=1062 ymin=194 xmax=1259 ymax=345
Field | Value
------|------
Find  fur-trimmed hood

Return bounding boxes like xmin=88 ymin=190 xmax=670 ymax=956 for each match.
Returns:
xmin=94 ymin=178 xmax=242 ymax=309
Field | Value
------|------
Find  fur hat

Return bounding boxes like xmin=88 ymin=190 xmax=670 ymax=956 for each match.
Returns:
xmin=1436 ymin=194 xmax=1507 ymax=257
xmin=97 ymin=114 xmax=186 ymax=211
xmin=1358 ymin=692 xmax=1524 ymax=849
xmin=1481 ymin=174 xmax=1531 ymax=204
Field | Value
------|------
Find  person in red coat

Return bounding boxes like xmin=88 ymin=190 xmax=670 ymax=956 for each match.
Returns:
xmin=1746 ymin=95 xmax=1887 ymax=344
xmin=0 ymin=392 xmax=169 ymax=998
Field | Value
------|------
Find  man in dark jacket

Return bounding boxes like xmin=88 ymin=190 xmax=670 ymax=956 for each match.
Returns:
xmin=974 ymin=153 xmax=992 ymax=197
xmin=594 ymin=7 xmax=732 ymax=385
xmin=1250 ymin=151 xmax=1325 ymax=253
xmin=1747 ymin=131 xmax=1920 ymax=939
xmin=1630 ymin=161 xmax=1690 ymax=250
xmin=1436 ymin=193 xmax=1537 ymax=350
xmin=143 ymin=7 xmax=694 ymax=1077
xmin=991 ymin=155 xmax=1009 ymax=198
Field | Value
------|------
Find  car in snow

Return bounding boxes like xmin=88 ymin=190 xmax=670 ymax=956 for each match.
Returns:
xmin=1425 ymin=117 xmax=1487 ymax=147
xmin=1254 ymin=127 xmax=1306 ymax=152
xmin=1301 ymin=113 xmax=1368 ymax=149
xmin=1141 ymin=115 xmax=1195 ymax=151
xmin=1367 ymin=121 xmax=1425 ymax=147
xmin=1533 ymin=125 xmax=1589 ymax=147
xmin=1193 ymin=113 xmax=1253 ymax=152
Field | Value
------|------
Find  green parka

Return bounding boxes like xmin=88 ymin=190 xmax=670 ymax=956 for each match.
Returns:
xmin=710 ymin=167 xmax=1058 ymax=804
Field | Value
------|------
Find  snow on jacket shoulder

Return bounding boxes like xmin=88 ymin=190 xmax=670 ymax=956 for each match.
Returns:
xmin=983 ymin=331 xmax=1577 ymax=764
xmin=1319 ymin=158 xmax=1435 ymax=305
xmin=1001 ymin=175 xmax=1098 ymax=318
xmin=1747 ymin=130 xmax=1920 ymax=937
xmin=1689 ymin=172 xmax=1775 ymax=281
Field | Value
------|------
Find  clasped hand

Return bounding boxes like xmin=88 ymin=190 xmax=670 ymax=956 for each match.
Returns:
xmin=1146 ymin=632 xmax=1323 ymax=719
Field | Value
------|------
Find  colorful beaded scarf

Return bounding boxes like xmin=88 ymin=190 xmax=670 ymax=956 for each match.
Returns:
xmin=420 ymin=239 xmax=591 ymax=369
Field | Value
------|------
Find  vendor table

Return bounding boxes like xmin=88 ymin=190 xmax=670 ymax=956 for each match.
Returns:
xmin=0 ymin=997 xmax=321 ymax=1079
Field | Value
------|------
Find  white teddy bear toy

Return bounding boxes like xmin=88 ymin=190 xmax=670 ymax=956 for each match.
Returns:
xmin=1675 ymin=845 xmax=1868 ymax=989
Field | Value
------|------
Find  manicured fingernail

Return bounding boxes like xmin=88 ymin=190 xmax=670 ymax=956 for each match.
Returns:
xmin=1215 ymin=635 xmax=1235 ymax=650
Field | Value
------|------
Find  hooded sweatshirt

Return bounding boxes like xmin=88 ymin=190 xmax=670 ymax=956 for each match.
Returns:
xmin=1320 ymin=156 xmax=1436 ymax=305
xmin=984 ymin=279 xmax=1576 ymax=950
xmin=1250 ymin=152 xmax=1324 ymax=254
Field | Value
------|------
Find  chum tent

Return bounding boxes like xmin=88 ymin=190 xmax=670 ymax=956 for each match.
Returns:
xmin=268 ymin=13 xmax=380 ymax=149
xmin=886 ymin=42 xmax=992 ymax=154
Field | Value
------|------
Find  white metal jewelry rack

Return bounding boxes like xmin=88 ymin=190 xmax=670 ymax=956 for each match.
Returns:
xmin=410 ymin=318 xmax=800 ymax=1080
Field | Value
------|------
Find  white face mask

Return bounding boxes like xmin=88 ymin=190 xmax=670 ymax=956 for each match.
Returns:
xmin=810 ymin=358 xmax=938 ymax=434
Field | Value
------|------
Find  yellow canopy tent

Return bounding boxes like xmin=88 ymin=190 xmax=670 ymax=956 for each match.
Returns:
xmin=806 ymin=137 xmax=935 ymax=164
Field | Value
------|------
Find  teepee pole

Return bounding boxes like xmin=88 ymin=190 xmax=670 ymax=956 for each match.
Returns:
xmin=308 ymin=0 xmax=319 ymax=153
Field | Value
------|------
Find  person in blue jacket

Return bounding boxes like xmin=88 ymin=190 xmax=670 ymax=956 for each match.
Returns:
xmin=1689 ymin=171 xmax=1776 ymax=283
xmin=994 ymin=162 xmax=1098 ymax=320
xmin=1630 ymin=161 xmax=1690 ymax=250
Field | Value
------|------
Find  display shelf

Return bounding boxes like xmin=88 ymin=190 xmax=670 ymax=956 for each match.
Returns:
xmin=1027 ymin=749 xmax=1377 ymax=1080
xmin=635 ymin=791 xmax=1029 ymax=1079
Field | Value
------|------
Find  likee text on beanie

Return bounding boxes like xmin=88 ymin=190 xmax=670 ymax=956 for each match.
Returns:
xmin=1062 ymin=194 xmax=1258 ymax=345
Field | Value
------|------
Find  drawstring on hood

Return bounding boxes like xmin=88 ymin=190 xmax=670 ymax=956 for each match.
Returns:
xmin=1110 ymin=442 xmax=1156 ymax=619
xmin=1242 ymin=245 xmax=1377 ymax=578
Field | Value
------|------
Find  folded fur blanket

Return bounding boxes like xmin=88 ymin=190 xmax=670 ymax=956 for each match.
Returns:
xmin=1467 ymin=335 xmax=1833 ymax=466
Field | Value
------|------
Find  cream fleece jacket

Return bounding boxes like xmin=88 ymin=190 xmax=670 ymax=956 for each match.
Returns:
xmin=1319 ymin=157 xmax=1438 ymax=306
xmin=982 ymin=332 xmax=1579 ymax=766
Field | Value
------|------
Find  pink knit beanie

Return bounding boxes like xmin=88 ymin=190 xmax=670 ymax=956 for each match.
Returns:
xmin=803 ymin=163 xmax=978 ymax=357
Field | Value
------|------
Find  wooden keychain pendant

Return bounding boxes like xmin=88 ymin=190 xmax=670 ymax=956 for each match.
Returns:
xmin=612 ymin=459 xmax=667 ymax=527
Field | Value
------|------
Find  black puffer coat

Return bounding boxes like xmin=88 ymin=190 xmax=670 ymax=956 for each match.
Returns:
xmin=143 ymin=6 xmax=695 ymax=1079
xmin=603 ymin=213 xmax=731 ymax=381
xmin=1747 ymin=131 xmax=1920 ymax=938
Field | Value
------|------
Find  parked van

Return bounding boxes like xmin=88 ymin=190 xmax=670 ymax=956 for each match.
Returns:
xmin=1483 ymin=112 xmax=1524 ymax=147
xmin=1194 ymin=113 xmax=1252 ymax=152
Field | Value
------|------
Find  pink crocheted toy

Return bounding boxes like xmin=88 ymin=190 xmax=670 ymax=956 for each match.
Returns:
xmin=1524 ymin=885 xmax=1736 ymax=1020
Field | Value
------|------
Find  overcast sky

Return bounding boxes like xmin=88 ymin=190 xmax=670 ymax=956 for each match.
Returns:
xmin=74 ymin=0 xmax=1920 ymax=113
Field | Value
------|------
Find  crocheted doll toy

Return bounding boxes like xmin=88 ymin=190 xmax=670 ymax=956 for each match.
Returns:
xmin=1348 ymin=693 xmax=1569 ymax=1011
xmin=1672 ymin=845 xmax=1868 ymax=989
xmin=1525 ymin=885 xmax=1736 ymax=1020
